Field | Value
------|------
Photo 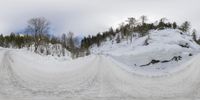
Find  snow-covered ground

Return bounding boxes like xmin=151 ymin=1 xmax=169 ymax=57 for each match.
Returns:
xmin=1 ymin=48 xmax=200 ymax=100
xmin=91 ymin=29 xmax=200 ymax=75
xmin=1 ymin=29 xmax=200 ymax=100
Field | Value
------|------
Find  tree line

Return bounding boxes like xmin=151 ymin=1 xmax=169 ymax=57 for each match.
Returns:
xmin=0 ymin=17 xmax=88 ymax=58
xmin=0 ymin=16 xmax=198 ymax=58
xmin=81 ymin=16 xmax=194 ymax=50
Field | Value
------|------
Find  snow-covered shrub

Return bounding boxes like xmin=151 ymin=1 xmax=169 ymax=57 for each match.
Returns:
xmin=28 ymin=44 xmax=71 ymax=57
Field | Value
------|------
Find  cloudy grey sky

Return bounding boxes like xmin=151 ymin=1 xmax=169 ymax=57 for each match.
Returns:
xmin=0 ymin=0 xmax=199 ymax=36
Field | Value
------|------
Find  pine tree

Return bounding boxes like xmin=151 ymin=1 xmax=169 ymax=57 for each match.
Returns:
xmin=179 ymin=21 xmax=190 ymax=32
xmin=0 ymin=34 xmax=4 ymax=47
xmin=140 ymin=15 xmax=147 ymax=25
xmin=157 ymin=18 xmax=167 ymax=30
xmin=172 ymin=22 xmax=177 ymax=29
xmin=192 ymin=29 xmax=197 ymax=42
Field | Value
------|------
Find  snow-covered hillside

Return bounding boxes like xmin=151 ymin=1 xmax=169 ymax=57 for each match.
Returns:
xmin=91 ymin=29 xmax=200 ymax=75
xmin=1 ymin=29 xmax=200 ymax=100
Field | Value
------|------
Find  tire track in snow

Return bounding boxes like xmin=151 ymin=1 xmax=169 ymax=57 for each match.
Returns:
xmin=1 ymin=50 xmax=200 ymax=99
xmin=0 ymin=50 xmax=101 ymax=99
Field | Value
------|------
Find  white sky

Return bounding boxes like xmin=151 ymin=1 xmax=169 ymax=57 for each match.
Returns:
xmin=0 ymin=0 xmax=199 ymax=36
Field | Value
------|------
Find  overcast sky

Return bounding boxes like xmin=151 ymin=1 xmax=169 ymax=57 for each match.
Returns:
xmin=0 ymin=0 xmax=199 ymax=36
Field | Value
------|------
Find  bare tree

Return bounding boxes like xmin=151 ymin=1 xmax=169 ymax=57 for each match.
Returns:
xmin=27 ymin=17 xmax=50 ymax=52
xmin=128 ymin=17 xmax=137 ymax=25
xmin=61 ymin=33 xmax=67 ymax=47
xmin=119 ymin=22 xmax=125 ymax=39
xmin=66 ymin=32 xmax=78 ymax=58
xmin=66 ymin=32 xmax=75 ymax=51
xmin=126 ymin=17 xmax=137 ymax=43
xmin=127 ymin=17 xmax=137 ymax=29
xmin=61 ymin=33 xmax=67 ymax=56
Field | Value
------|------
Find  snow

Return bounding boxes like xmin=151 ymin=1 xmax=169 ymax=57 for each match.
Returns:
xmin=1 ymin=49 xmax=200 ymax=99
xmin=0 ymin=29 xmax=200 ymax=99
xmin=90 ymin=29 xmax=200 ymax=75
xmin=91 ymin=29 xmax=199 ymax=55
xmin=26 ymin=43 xmax=71 ymax=57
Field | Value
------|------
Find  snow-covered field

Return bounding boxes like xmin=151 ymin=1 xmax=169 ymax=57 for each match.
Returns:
xmin=1 ymin=29 xmax=200 ymax=100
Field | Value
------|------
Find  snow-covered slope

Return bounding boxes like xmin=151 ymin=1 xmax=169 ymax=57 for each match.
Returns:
xmin=90 ymin=29 xmax=200 ymax=75
xmin=1 ymin=48 xmax=200 ymax=100
xmin=91 ymin=29 xmax=199 ymax=55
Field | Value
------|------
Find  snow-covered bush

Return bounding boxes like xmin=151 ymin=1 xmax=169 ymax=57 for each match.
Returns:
xmin=27 ymin=44 xmax=71 ymax=57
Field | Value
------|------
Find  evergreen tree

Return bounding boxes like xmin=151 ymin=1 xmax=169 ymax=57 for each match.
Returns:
xmin=0 ymin=34 xmax=4 ymax=47
xmin=192 ymin=29 xmax=197 ymax=42
xmin=157 ymin=18 xmax=167 ymax=30
xmin=172 ymin=22 xmax=177 ymax=29
xmin=179 ymin=21 xmax=190 ymax=32
xmin=140 ymin=15 xmax=147 ymax=25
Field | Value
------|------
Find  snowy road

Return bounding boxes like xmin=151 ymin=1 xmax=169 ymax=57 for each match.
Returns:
xmin=1 ymin=49 xmax=200 ymax=100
